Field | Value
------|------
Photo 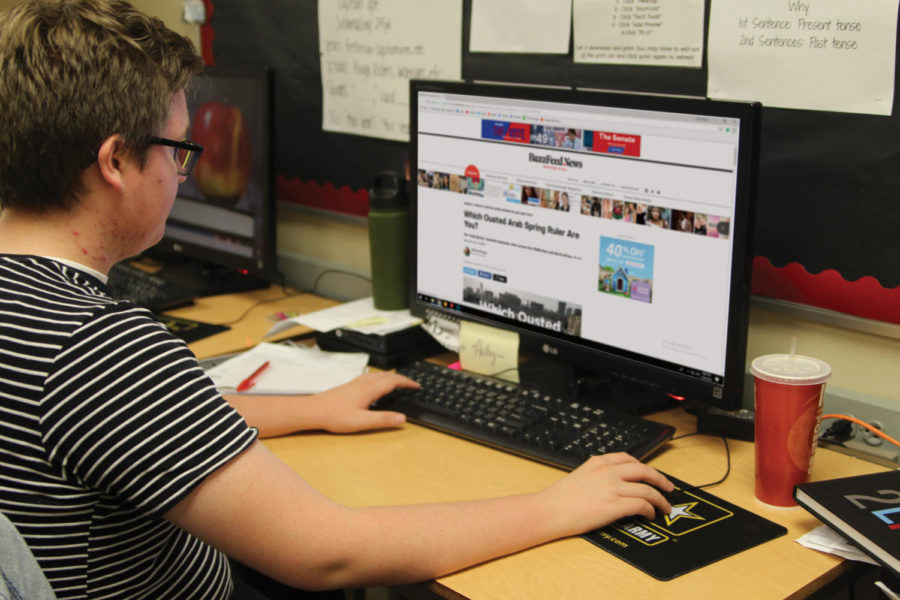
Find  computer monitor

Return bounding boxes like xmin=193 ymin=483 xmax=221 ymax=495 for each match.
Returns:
xmin=148 ymin=70 xmax=276 ymax=294
xmin=409 ymin=80 xmax=760 ymax=413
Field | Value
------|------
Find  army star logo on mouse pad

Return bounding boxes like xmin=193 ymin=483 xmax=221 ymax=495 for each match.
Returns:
xmin=581 ymin=475 xmax=787 ymax=580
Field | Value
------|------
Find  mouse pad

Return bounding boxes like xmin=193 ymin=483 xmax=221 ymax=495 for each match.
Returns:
xmin=156 ymin=315 xmax=230 ymax=344
xmin=581 ymin=475 xmax=787 ymax=580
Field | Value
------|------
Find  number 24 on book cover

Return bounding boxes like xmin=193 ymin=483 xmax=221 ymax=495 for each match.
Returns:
xmin=794 ymin=470 xmax=900 ymax=577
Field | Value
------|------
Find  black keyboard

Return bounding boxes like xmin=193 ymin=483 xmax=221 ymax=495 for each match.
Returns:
xmin=374 ymin=361 xmax=675 ymax=469
xmin=106 ymin=261 xmax=196 ymax=312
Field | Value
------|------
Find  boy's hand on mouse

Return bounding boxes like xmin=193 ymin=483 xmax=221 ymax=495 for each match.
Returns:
xmin=307 ymin=371 xmax=418 ymax=433
xmin=536 ymin=452 xmax=674 ymax=536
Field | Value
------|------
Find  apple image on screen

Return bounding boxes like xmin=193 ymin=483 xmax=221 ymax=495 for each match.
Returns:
xmin=191 ymin=101 xmax=252 ymax=205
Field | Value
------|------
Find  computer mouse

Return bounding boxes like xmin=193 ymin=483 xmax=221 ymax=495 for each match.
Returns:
xmin=622 ymin=484 xmax=692 ymax=524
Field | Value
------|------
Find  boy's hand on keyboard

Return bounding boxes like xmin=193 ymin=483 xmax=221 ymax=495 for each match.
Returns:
xmin=538 ymin=452 xmax=674 ymax=535
xmin=309 ymin=372 xmax=420 ymax=433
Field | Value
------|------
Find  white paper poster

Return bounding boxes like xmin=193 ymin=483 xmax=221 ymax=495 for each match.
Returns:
xmin=318 ymin=0 xmax=463 ymax=141
xmin=470 ymin=0 xmax=571 ymax=54
xmin=708 ymin=0 xmax=898 ymax=115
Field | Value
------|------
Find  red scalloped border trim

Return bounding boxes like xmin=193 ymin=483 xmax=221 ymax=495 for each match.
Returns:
xmin=275 ymin=178 xmax=899 ymax=325
xmin=751 ymin=256 xmax=900 ymax=325
xmin=277 ymin=175 xmax=369 ymax=218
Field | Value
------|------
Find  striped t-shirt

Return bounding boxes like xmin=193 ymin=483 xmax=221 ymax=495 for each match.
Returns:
xmin=0 ymin=255 xmax=258 ymax=599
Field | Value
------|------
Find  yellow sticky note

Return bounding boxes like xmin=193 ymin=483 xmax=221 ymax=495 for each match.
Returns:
xmin=458 ymin=321 xmax=519 ymax=383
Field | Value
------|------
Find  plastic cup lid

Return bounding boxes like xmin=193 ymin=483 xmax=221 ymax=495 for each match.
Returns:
xmin=750 ymin=354 xmax=832 ymax=385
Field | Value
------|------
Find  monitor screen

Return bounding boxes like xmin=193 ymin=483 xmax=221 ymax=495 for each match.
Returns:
xmin=409 ymin=80 xmax=760 ymax=412
xmin=150 ymin=70 xmax=276 ymax=287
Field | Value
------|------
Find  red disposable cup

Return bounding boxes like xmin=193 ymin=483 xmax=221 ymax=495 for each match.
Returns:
xmin=751 ymin=354 xmax=831 ymax=508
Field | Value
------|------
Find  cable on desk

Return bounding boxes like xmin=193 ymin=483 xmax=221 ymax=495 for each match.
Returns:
xmin=668 ymin=432 xmax=732 ymax=489
xmin=821 ymin=413 xmax=900 ymax=449
xmin=216 ymin=289 xmax=302 ymax=326
xmin=213 ymin=270 xmax=373 ymax=328
xmin=303 ymin=269 xmax=372 ymax=297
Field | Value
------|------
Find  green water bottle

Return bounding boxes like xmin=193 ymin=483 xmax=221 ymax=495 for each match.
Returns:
xmin=368 ymin=171 xmax=410 ymax=310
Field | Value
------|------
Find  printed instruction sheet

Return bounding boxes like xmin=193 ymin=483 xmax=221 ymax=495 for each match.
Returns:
xmin=574 ymin=0 xmax=705 ymax=67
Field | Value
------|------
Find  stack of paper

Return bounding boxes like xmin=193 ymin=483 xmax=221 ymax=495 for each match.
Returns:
xmin=265 ymin=297 xmax=422 ymax=338
xmin=795 ymin=525 xmax=879 ymax=566
xmin=205 ymin=342 xmax=369 ymax=394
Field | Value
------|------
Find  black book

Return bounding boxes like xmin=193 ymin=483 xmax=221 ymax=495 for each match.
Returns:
xmin=794 ymin=470 xmax=900 ymax=577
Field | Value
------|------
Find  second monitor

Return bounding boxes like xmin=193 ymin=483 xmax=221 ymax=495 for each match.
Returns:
xmin=148 ymin=69 xmax=277 ymax=296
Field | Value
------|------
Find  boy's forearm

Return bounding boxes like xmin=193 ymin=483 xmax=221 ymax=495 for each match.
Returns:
xmin=223 ymin=393 xmax=324 ymax=437
xmin=328 ymin=492 xmax=557 ymax=588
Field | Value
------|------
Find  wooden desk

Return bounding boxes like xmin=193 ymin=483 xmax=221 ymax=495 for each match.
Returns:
xmin=183 ymin=289 xmax=886 ymax=599
xmin=261 ymin=411 xmax=883 ymax=599
xmin=170 ymin=286 xmax=338 ymax=360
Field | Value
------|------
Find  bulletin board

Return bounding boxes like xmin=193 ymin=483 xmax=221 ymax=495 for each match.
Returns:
xmin=204 ymin=0 xmax=900 ymax=324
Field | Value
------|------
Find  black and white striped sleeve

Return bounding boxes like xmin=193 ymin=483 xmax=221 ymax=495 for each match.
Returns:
xmin=40 ymin=304 xmax=257 ymax=516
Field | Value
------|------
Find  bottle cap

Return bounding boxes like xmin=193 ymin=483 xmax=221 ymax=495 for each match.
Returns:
xmin=368 ymin=171 xmax=407 ymax=210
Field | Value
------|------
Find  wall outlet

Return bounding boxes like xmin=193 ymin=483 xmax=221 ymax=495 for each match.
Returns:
xmin=821 ymin=385 xmax=900 ymax=463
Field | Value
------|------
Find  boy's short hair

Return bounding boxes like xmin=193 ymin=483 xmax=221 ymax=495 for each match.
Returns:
xmin=0 ymin=0 xmax=204 ymax=212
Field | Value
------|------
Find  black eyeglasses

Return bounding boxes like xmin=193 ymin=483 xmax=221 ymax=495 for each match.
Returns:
xmin=149 ymin=136 xmax=204 ymax=177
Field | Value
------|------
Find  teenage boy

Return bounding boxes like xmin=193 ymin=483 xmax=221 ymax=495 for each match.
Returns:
xmin=0 ymin=2 xmax=673 ymax=598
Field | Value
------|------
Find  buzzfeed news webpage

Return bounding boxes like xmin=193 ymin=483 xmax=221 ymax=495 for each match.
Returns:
xmin=415 ymin=91 xmax=742 ymax=380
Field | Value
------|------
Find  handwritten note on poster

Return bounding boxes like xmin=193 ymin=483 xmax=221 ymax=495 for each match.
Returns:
xmin=318 ymin=0 xmax=462 ymax=142
xmin=708 ymin=0 xmax=898 ymax=115
xmin=574 ymin=0 xmax=705 ymax=67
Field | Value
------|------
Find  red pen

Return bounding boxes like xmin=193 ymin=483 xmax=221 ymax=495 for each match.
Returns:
xmin=236 ymin=360 xmax=270 ymax=392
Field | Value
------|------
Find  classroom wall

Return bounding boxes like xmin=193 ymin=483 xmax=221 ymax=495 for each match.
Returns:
xmin=276 ymin=207 xmax=374 ymax=301
xmin=3 ymin=0 xmax=897 ymax=404
xmin=209 ymin=0 xmax=900 ymax=324
xmin=746 ymin=305 xmax=900 ymax=404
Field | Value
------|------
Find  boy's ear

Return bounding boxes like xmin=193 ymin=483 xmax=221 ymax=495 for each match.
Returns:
xmin=95 ymin=135 xmax=127 ymax=192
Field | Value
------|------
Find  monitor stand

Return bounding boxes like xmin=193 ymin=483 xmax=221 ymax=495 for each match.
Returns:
xmin=517 ymin=357 xmax=580 ymax=399
xmin=516 ymin=356 xmax=678 ymax=416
